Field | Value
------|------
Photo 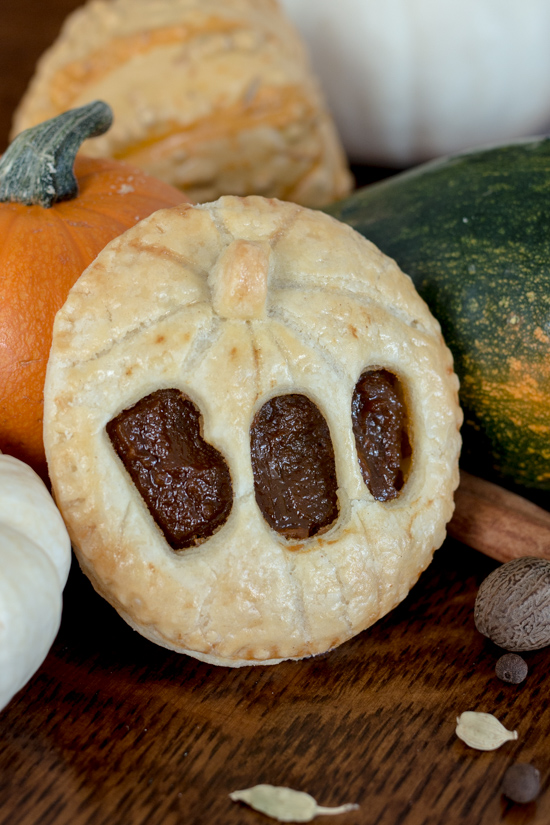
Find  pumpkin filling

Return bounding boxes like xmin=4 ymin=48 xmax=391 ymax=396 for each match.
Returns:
xmin=352 ymin=369 xmax=411 ymax=501
xmin=107 ymin=388 xmax=232 ymax=549
xmin=250 ymin=394 xmax=338 ymax=540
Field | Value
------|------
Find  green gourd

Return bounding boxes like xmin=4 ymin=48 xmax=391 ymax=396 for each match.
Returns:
xmin=325 ymin=138 xmax=550 ymax=494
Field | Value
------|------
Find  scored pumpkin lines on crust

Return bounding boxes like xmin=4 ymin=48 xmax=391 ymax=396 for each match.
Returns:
xmin=249 ymin=323 xmax=296 ymax=399
xmin=267 ymin=305 xmax=347 ymax=381
xmin=248 ymin=322 xmax=263 ymax=405
xmin=281 ymin=550 xmax=314 ymax=658
xmin=179 ymin=314 xmax=224 ymax=376
xmin=59 ymin=302 xmax=213 ymax=369
xmin=270 ymin=285 xmax=439 ymax=364
xmin=317 ymin=545 xmax=354 ymax=638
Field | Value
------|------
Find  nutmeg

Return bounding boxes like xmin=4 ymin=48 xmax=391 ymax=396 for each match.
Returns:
xmin=474 ymin=557 xmax=550 ymax=651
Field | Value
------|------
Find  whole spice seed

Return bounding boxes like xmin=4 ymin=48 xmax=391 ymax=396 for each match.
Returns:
xmin=455 ymin=711 xmax=518 ymax=750
xmin=501 ymin=763 xmax=541 ymax=804
xmin=229 ymin=785 xmax=359 ymax=822
xmin=495 ymin=653 xmax=528 ymax=684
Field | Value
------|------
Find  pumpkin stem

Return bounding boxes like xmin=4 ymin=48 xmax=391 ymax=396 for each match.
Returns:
xmin=0 ymin=101 xmax=113 ymax=208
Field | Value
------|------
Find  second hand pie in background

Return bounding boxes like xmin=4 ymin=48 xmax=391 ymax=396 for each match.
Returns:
xmin=10 ymin=0 xmax=352 ymax=207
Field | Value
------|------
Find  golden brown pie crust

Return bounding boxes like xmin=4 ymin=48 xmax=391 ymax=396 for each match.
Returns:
xmin=44 ymin=196 xmax=462 ymax=666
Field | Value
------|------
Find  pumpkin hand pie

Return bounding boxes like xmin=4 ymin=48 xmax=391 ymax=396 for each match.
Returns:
xmin=44 ymin=196 xmax=462 ymax=666
xmin=11 ymin=0 xmax=352 ymax=207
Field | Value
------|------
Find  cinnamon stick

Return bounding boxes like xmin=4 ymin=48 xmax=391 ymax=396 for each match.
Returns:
xmin=448 ymin=470 xmax=550 ymax=563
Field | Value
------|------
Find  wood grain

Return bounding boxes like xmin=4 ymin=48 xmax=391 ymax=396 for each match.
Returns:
xmin=2 ymin=542 xmax=550 ymax=825
xmin=0 ymin=4 xmax=549 ymax=825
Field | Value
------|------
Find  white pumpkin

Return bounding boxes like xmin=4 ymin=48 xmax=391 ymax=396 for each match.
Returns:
xmin=0 ymin=454 xmax=71 ymax=711
xmin=279 ymin=0 xmax=550 ymax=166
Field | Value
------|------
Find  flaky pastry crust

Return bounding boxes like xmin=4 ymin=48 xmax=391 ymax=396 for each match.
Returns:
xmin=12 ymin=0 xmax=352 ymax=207
xmin=44 ymin=196 xmax=462 ymax=666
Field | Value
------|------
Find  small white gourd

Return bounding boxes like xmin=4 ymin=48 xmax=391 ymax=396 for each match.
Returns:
xmin=0 ymin=454 xmax=71 ymax=712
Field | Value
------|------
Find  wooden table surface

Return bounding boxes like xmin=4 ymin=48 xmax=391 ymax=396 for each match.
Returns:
xmin=0 ymin=4 xmax=549 ymax=825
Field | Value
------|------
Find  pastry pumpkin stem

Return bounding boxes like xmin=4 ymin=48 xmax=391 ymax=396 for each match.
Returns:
xmin=0 ymin=100 xmax=113 ymax=208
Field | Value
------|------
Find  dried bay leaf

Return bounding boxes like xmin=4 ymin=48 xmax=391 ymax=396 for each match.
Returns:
xmin=456 ymin=711 xmax=518 ymax=751
xmin=229 ymin=784 xmax=359 ymax=822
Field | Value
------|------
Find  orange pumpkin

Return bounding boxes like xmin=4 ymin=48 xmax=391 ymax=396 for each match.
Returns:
xmin=0 ymin=101 xmax=187 ymax=479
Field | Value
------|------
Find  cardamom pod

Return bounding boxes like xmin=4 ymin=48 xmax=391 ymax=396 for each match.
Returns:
xmin=229 ymin=784 xmax=359 ymax=822
xmin=456 ymin=711 xmax=518 ymax=750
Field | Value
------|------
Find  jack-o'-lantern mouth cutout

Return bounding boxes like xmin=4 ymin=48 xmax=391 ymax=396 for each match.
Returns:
xmin=106 ymin=368 xmax=412 ymax=551
xmin=44 ymin=195 xmax=461 ymax=667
